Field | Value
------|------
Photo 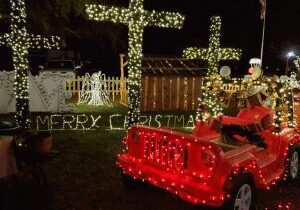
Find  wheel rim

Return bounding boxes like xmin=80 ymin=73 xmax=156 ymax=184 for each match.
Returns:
xmin=290 ymin=151 xmax=299 ymax=179
xmin=234 ymin=184 xmax=252 ymax=210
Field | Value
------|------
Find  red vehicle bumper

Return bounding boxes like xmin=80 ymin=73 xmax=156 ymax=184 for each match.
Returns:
xmin=117 ymin=154 xmax=225 ymax=207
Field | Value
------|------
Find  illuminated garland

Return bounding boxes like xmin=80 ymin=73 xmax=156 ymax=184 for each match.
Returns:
xmin=183 ymin=16 xmax=242 ymax=75
xmin=85 ymin=0 xmax=185 ymax=127
xmin=197 ymin=76 xmax=223 ymax=121
xmin=278 ymin=75 xmax=298 ymax=129
xmin=195 ymin=74 xmax=298 ymax=133
xmin=0 ymin=0 xmax=61 ymax=128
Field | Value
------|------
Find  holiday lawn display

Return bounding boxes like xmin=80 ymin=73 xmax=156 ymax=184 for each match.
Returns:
xmin=117 ymin=75 xmax=300 ymax=210
xmin=78 ymin=72 xmax=110 ymax=106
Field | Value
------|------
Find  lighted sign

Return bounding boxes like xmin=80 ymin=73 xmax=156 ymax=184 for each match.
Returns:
xmin=35 ymin=114 xmax=196 ymax=131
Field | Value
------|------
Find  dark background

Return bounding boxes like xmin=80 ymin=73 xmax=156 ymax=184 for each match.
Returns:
xmin=0 ymin=0 xmax=300 ymax=76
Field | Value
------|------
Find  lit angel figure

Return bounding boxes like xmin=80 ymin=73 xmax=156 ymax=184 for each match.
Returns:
xmin=78 ymin=72 xmax=110 ymax=106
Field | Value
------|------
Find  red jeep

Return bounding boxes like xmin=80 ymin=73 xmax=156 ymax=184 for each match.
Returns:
xmin=117 ymin=106 xmax=300 ymax=210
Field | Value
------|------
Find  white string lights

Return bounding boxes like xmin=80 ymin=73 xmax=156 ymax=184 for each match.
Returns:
xmin=196 ymin=76 xmax=224 ymax=120
xmin=78 ymin=72 xmax=110 ymax=106
xmin=184 ymin=16 xmax=241 ymax=120
xmin=183 ymin=16 xmax=242 ymax=75
xmin=274 ymin=73 xmax=300 ymax=131
xmin=85 ymin=0 xmax=185 ymax=127
xmin=0 ymin=0 xmax=61 ymax=128
xmin=35 ymin=113 xmax=195 ymax=131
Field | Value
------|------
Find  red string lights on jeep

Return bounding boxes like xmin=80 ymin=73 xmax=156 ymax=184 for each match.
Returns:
xmin=116 ymin=51 xmax=300 ymax=210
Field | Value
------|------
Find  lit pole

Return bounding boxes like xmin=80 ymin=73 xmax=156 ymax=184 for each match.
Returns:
xmin=286 ymin=51 xmax=295 ymax=75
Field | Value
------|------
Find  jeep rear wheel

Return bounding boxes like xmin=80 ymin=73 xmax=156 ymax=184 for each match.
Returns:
xmin=233 ymin=184 xmax=253 ymax=210
xmin=224 ymin=174 xmax=255 ymax=210
xmin=289 ymin=149 xmax=299 ymax=180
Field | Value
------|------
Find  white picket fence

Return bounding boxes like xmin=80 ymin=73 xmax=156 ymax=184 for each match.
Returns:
xmin=65 ymin=76 xmax=127 ymax=103
xmin=65 ymin=75 xmax=243 ymax=105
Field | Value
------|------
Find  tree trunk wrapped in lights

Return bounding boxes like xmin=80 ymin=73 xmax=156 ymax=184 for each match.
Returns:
xmin=183 ymin=16 xmax=242 ymax=120
xmin=0 ymin=0 xmax=61 ymax=129
xmin=85 ymin=0 xmax=185 ymax=127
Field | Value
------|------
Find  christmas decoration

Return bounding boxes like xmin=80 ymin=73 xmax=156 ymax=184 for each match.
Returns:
xmin=78 ymin=72 xmax=110 ymax=106
xmin=35 ymin=113 xmax=195 ymax=131
xmin=219 ymin=66 xmax=231 ymax=78
xmin=183 ymin=16 xmax=242 ymax=76
xmin=85 ymin=0 xmax=185 ymax=127
xmin=117 ymin=107 xmax=300 ymax=209
xmin=249 ymin=58 xmax=262 ymax=67
xmin=0 ymin=0 xmax=61 ymax=128
xmin=184 ymin=16 xmax=242 ymax=120
xmin=276 ymin=73 xmax=299 ymax=129
xmin=197 ymin=75 xmax=224 ymax=120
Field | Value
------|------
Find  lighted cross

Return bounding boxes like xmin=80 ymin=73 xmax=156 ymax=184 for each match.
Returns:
xmin=86 ymin=0 xmax=185 ymax=126
xmin=0 ymin=0 xmax=61 ymax=128
xmin=183 ymin=16 xmax=242 ymax=75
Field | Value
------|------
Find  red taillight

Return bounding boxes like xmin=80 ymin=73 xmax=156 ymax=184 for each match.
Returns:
xmin=202 ymin=150 xmax=216 ymax=168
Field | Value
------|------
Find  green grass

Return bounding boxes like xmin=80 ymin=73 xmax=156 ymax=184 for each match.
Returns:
xmin=76 ymin=103 xmax=128 ymax=114
xmin=44 ymin=128 xmax=299 ymax=210
xmin=1 ymin=105 xmax=299 ymax=210
xmin=46 ymin=130 xmax=126 ymax=210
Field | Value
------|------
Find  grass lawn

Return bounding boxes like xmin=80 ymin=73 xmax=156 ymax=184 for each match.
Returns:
xmin=29 ymin=129 xmax=300 ymax=210
xmin=1 ymin=104 xmax=299 ymax=210
xmin=2 ymin=129 xmax=298 ymax=210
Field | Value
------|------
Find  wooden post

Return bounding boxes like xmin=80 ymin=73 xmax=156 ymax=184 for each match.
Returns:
xmin=176 ymin=77 xmax=180 ymax=109
xmin=192 ymin=77 xmax=195 ymax=110
xmin=144 ymin=76 xmax=149 ymax=111
xmin=153 ymin=77 xmax=157 ymax=110
xmin=64 ymin=80 xmax=67 ymax=92
xmin=120 ymin=54 xmax=128 ymax=105
xmin=78 ymin=91 xmax=81 ymax=104
xmin=110 ymin=77 xmax=115 ymax=102
xmin=184 ymin=77 xmax=188 ymax=110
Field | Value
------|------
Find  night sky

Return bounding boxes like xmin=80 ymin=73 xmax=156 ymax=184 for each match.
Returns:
xmin=141 ymin=0 xmax=300 ymax=75
xmin=1 ymin=0 xmax=300 ymax=76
